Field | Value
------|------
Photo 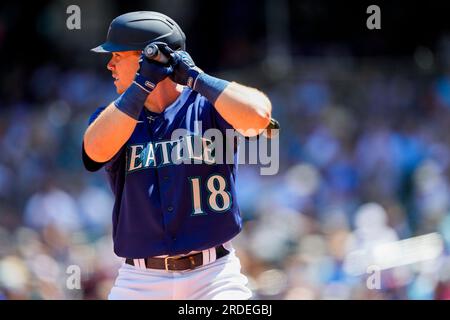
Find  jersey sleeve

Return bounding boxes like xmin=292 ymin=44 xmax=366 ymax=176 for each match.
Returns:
xmin=82 ymin=105 xmax=123 ymax=172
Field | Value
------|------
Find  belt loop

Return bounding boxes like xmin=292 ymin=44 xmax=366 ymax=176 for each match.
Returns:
xmin=202 ymin=249 xmax=210 ymax=265
xmin=133 ymin=259 xmax=145 ymax=270
xmin=209 ymin=247 xmax=216 ymax=263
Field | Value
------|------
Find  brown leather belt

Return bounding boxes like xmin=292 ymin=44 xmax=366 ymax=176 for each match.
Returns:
xmin=125 ymin=245 xmax=229 ymax=271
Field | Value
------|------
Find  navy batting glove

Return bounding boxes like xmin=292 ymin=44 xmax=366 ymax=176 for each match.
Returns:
xmin=114 ymin=55 xmax=172 ymax=120
xmin=157 ymin=45 xmax=204 ymax=88
xmin=158 ymin=44 xmax=230 ymax=104
xmin=134 ymin=55 xmax=173 ymax=93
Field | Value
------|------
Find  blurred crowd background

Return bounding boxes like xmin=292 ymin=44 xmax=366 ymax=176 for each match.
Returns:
xmin=1 ymin=0 xmax=450 ymax=299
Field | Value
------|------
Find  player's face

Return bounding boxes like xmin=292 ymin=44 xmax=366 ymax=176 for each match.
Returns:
xmin=107 ymin=51 xmax=140 ymax=94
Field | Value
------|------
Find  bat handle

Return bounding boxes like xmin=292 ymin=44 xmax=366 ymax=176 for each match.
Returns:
xmin=143 ymin=44 xmax=169 ymax=64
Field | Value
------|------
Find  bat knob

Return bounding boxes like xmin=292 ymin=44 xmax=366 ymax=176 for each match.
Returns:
xmin=144 ymin=43 xmax=159 ymax=59
xmin=263 ymin=118 xmax=280 ymax=139
xmin=143 ymin=43 xmax=169 ymax=64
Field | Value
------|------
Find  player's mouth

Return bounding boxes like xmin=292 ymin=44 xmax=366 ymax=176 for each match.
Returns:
xmin=112 ymin=74 xmax=119 ymax=83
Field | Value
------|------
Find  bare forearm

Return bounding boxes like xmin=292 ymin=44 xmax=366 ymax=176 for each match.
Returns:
xmin=83 ymin=103 xmax=138 ymax=162
xmin=214 ymin=82 xmax=272 ymax=136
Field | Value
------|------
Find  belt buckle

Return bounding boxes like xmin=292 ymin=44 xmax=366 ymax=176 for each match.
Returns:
xmin=164 ymin=255 xmax=181 ymax=271
xmin=164 ymin=256 xmax=171 ymax=271
xmin=164 ymin=254 xmax=197 ymax=271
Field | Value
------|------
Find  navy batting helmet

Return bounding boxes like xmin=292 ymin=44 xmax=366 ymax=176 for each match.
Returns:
xmin=91 ymin=11 xmax=186 ymax=53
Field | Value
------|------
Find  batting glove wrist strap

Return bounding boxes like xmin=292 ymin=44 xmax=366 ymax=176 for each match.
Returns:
xmin=186 ymin=68 xmax=202 ymax=89
xmin=113 ymin=82 xmax=148 ymax=120
xmin=134 ymin=74 xmax=156 ymax=93
xmin=192 ymin=73 xmax=230 ymax=104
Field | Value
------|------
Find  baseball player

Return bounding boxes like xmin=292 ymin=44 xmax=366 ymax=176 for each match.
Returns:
xmin=82 ymin=11 xmax=272 ymax=300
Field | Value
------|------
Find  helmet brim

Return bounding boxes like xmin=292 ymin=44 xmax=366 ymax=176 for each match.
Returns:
xmin=90 ymin=41 xmax=143 ymax=53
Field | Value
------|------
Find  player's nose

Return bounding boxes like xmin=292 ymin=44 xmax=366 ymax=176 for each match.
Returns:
xmin=107 ymin=58 xmax=115 ymax=71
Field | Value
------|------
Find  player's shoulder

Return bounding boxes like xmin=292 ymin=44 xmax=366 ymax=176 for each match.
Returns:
xmin=188 ymin=88 xmax=214 ymax=110
xmin=185 ymin=88 xmax=235 ymax=131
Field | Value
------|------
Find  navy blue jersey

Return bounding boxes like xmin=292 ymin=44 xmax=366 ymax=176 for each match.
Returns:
xmin=82 ymin=88 xmax=243 ymax=258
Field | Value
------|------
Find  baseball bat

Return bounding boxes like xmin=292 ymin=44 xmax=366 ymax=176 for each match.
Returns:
xmin=263 ymin=117 xmax=280 ymax=139
xmin=143 ymin=43 xmax=169 ymax=64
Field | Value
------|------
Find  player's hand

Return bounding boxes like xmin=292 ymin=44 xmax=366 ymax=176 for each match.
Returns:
xmin=157 ymin=44 xmax=204 ymax=89
xmin=134 ymin=54 xmax=173 ymax=93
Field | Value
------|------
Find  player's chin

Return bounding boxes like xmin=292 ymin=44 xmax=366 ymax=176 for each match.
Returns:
xmin=116 ymin=87 xmax=124 ymax=94
xmin=114 ymin=83 xmax=126 ymax=95
xmin=115 ymin=81 xmax=134 ymax=94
